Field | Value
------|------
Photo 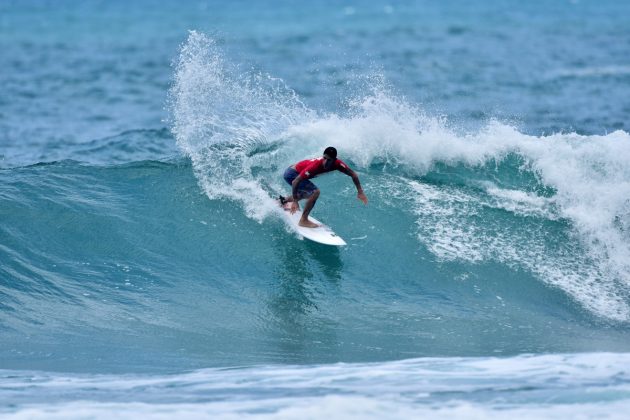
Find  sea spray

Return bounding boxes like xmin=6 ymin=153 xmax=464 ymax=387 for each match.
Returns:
xmin=169 ymin=32 xmax=630 ymax=321
xmin=169 ymin=31 xmax=313 ymax=221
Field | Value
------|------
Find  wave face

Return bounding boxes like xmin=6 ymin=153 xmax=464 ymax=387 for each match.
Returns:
xmin=3 ymin=32 xmax=630 ymax=375
xmin=3 ymin=0 xmax=630 ymax=417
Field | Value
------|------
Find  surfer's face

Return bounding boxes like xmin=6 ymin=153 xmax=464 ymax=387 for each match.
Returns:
xmin=323 ymin=155 xmax=335 ymax=169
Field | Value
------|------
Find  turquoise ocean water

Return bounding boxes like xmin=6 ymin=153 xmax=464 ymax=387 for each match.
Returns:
xmin=2 ymin=1 xmax=630 ymax=418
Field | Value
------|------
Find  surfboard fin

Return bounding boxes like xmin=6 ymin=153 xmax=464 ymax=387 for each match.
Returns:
xmin=278 ymin=195 xmax=287 ymax=205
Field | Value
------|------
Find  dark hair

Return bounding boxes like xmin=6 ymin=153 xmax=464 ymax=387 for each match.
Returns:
xmin=323 ymin=146 xmax=337 ymax=159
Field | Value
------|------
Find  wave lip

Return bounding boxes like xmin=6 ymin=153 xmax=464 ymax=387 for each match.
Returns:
xmin=286 ymin=86 xmax=630 ymax=321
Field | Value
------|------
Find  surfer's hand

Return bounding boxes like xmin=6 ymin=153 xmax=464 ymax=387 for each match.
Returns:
xmin=357 ymin=191 xmax=368 ymax=205
xmin=290 ymin=201 xmax=299 ymax=214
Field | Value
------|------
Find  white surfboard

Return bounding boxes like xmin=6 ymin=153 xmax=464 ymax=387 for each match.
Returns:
xmin=280 ymin=202 xmax=347 ymax=246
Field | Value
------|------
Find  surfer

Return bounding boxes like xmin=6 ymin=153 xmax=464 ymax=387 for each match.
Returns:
xmin=279 ymin=147 xmax=368 ymax=228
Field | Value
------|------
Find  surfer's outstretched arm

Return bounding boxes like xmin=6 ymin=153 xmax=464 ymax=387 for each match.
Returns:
xmin=346 ymin=169 xmax=368 ymax=204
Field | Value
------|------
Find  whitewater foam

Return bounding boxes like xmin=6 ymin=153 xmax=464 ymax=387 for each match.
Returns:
xmin=286 ymin=94 xmax=630 ymax=320
xmin=170 ymin=32 xmax=630 ymax=320
xmin=3 ymin=353 xmax=630 ymax=419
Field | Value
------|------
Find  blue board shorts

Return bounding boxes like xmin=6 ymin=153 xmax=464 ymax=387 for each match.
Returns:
xmin=283 ymin=167 xmax=318 ymax=199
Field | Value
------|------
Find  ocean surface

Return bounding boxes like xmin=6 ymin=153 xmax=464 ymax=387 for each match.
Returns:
xmin=2 ymin=0 xmax=630 ymax=418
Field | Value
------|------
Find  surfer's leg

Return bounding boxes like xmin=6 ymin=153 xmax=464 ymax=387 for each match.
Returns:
xmin=282 ymin=167 xmax=306 ymax=204
xmin=299 ymin=189 xmax=320 ymax=228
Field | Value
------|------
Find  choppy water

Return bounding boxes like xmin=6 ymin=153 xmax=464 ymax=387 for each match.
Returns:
xmin=2 ymin=0 xmax=630 ymax=418
xmin=3 ymin=353 xmax=630 ymax=419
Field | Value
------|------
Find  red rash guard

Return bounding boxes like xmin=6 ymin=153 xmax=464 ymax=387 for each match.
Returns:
xmin=295 ymin=158 xmax=350 ymax=179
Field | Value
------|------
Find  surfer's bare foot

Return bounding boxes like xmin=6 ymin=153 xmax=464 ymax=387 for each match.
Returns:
xmin=298 ymin=219 xmax=319 ymax=228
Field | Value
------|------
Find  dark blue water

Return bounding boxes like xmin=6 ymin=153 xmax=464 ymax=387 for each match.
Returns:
xmin=2 ymin=1 xmax=630 ymax=418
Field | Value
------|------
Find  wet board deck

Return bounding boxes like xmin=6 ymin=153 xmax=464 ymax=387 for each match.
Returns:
xmin=280 ymin=202 xmax=347 ymax=246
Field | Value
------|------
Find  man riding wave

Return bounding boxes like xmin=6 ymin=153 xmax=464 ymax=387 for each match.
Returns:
xmin=280 ymin=146 xmax=368 ymax=228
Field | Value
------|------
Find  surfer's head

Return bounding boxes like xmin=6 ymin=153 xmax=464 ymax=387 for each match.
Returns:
xmin=323 ymin=146 xmax=337 ymax=169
